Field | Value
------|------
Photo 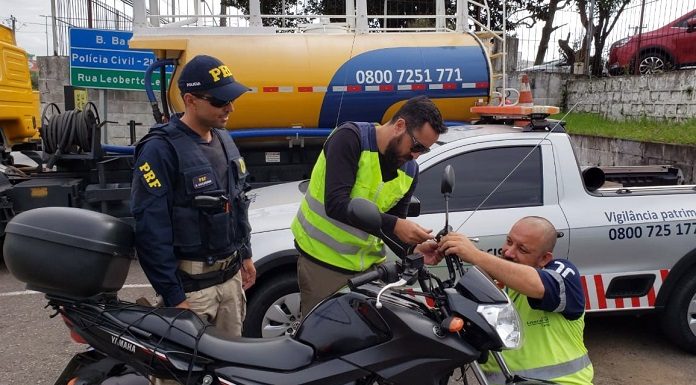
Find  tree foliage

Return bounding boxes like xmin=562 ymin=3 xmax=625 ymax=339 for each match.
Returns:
xmin=221 ymin=0 xmax=309 ymax=28
xmin=561 ymin=0 xmax=631 ymax=76
xmin=528 ymin=0 xmax=573 ymax=65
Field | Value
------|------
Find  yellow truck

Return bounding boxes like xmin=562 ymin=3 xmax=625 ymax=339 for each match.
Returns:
xmin=0 ymin=25 xmax=134 ymax=242
xmin=0 ymin=24 xmax=40 ymax=158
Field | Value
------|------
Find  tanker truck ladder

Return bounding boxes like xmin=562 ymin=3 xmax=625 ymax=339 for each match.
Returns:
xmin=474 ymin=31 xmax=506 ymax=81
xmin=464 ymin=0 xmax=510 ymax=106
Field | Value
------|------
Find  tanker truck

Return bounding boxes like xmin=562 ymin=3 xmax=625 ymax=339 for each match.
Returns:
xmin=128 ymin=0 xmax=495 ymax=186
xmin=0 ymin=24 xmax=41 ymax=157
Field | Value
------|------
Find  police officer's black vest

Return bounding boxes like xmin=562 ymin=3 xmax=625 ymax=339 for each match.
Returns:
xmin=138 ymin=121 xmax=251 ymax=262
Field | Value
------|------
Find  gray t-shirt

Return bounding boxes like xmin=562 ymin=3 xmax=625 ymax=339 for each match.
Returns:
xmin=199 ymin=131 xmax=229 ymax=192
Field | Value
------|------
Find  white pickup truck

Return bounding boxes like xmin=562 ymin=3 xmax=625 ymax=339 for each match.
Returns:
xmin=242 ymin=121 xmax=696 ymax=354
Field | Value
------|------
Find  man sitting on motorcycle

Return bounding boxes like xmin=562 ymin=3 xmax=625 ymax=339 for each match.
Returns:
xmin=438 ymin=216 xmax=593 ymax=385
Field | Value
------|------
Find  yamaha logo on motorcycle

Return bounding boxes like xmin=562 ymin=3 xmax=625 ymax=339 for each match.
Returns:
xmin=111 ymin=335 xmax=137 ymax=354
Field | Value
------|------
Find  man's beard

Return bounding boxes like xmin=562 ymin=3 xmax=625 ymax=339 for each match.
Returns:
xmin=384 ymin=134 xmax=412 ymax=169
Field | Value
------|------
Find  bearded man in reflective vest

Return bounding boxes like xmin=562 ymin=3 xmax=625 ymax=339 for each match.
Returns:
xmin=291 ymin=96 xmax=448 ymax=317
xmin=438 ymin=216 xmax=593 ymax=385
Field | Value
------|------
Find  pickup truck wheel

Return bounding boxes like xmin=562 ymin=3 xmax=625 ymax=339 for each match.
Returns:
xmin=662 ymin=273 xmax=696 ymax=353
xmin=243 ymin=272 xmax=300 ymax=338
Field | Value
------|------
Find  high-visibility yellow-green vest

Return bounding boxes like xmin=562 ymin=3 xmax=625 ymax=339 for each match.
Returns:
xmin=291 ymin=122 xmax=417 ymax=272
xmin=481 ymin=288 xmax=594 ymax=385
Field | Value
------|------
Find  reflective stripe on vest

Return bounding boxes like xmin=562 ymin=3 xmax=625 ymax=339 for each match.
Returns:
xmin=296 ymin=208 xmax=365 ymax=255
xmin=484 ymin=354 xmax=592 ymax=384
xmin=291 ymin=122 xmax=415 ymax=272
xmin=304 ymin=193 xmax=370 ymax=242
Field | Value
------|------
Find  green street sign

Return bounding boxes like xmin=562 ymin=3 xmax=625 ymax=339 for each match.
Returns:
xmin=71 ymin=67 xmax=171 ymax=91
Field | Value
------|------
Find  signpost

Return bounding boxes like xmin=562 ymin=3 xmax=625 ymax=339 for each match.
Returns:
xmin=69 ymin=28 xmax=171 ymax=91
xmin=69 ymin=28 xmax=172 ymax=142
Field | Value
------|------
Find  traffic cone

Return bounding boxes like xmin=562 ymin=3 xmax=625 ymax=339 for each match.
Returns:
xmin=518 ymin=74 xmax=534 ymax=106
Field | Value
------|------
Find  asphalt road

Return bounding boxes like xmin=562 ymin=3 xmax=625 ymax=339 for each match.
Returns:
xmin=1 ymin=261 xmax=694 ymax=385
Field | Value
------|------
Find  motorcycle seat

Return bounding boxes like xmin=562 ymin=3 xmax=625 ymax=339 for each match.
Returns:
xmin=108 ymin=306 xmax=314 ymax=371
xmin=197 ymin=330 xmax=314 ymax=371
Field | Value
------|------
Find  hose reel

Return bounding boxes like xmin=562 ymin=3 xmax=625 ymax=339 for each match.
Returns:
xmin=40 ymin=102 xmax=103 ymax=167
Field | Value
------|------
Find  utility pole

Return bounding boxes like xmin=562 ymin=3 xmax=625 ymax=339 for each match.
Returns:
xmin=51 ymin=0 xmax=59 ymax=55
xmin=585 ymin=0 xmax=595 ymax=76
xmin=634 ymin=0 xmax=647 ymax=75
xmin=10 ymin=15 xmax=17 ymax=34
xmin=44 ymin=16 xmax=49 ymax=56
xmin=87 ymin=0 xmax=93 ymax=28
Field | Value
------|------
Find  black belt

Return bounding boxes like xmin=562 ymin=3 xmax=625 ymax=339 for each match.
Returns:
xmin=177 ymin=257 xmax=242 ymax=293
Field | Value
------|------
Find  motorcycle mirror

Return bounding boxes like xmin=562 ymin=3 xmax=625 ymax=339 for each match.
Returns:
xmin=347 ymin=198 xmax=382 ymax=234
xmin=441 ymin=165 xmax=455 ymax=196
xmin=440 ymin=165 xmax=455 ymax=240
xmin=406 ymin=195 xmax=421 ymax=217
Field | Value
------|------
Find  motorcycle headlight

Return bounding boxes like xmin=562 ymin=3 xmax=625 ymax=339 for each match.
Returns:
xmin=477 ymin=302 xmax=523 ymax=349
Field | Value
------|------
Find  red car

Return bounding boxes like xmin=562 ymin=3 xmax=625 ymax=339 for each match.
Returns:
xmin=607 ymin=9 xmax=696 ymax=75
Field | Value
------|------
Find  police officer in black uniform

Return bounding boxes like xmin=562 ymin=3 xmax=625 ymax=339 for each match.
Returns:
xmin=131 ymin=55 xmax=256 ymax=339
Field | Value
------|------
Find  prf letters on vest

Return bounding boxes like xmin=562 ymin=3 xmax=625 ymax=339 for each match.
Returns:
xmin=139 ymin=162 xmax=162 ymax=188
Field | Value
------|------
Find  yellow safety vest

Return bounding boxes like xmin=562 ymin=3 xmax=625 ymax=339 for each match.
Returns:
xmin=291 ymin=122 xmax=416 ymax=272
xmin=481 ymin=288 xmax=594 ymax=385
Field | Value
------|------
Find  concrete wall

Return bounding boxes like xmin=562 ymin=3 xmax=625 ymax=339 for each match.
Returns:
xmin=510 ymin=70 xmax=696 ymax=121
xmin=570 ymin=134 xmax=696 ymax=184
xmin=566 ymin=69 xmax=696 ymax=121
xmin=506 ymin=72 xmax=570 ymax=107
xmin=38 ymin=56 xmax=159 ymax=145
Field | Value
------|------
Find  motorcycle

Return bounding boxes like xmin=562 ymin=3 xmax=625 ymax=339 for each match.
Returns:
xmin=4 ymin=166 xmax=555 ymax=385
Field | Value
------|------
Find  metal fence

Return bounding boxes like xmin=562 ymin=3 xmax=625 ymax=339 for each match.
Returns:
xmin=512 ymin=0 xmax=696 ymax=76
xmin=50 ymin=0 xmax=696 ymax=76
xmin=53 ymin=0 xmax=132 ymax=55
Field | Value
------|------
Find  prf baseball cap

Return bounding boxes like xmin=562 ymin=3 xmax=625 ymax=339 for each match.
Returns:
xmin=177 ymin=55 xmax=250 ymax=102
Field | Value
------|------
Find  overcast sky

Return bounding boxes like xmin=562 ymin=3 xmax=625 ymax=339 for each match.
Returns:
xmin=2 ymin=0 xmax=694 ymax=61
xmin=0 ymin=2 xmax=54 ymax=56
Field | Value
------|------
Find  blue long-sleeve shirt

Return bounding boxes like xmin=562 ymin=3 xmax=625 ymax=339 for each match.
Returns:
xmin=131 ymin=131 xmax=183 ymax=306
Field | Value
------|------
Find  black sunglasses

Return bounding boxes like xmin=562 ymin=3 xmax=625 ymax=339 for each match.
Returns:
xmin=407 ymin=129 xmax=430 ymax=154
xmin=191 ymin=93 xmax=231 ymax=108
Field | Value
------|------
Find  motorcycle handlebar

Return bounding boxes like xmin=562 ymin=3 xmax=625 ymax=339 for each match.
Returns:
xmin=348 ymin=269 xmax=382 ymax=290
xmin=348 ymin=262 xmax=400 ymax=290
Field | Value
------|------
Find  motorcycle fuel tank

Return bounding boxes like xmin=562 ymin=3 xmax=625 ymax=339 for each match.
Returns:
xmin=295 ymin=291 xmax=391 ymax=360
